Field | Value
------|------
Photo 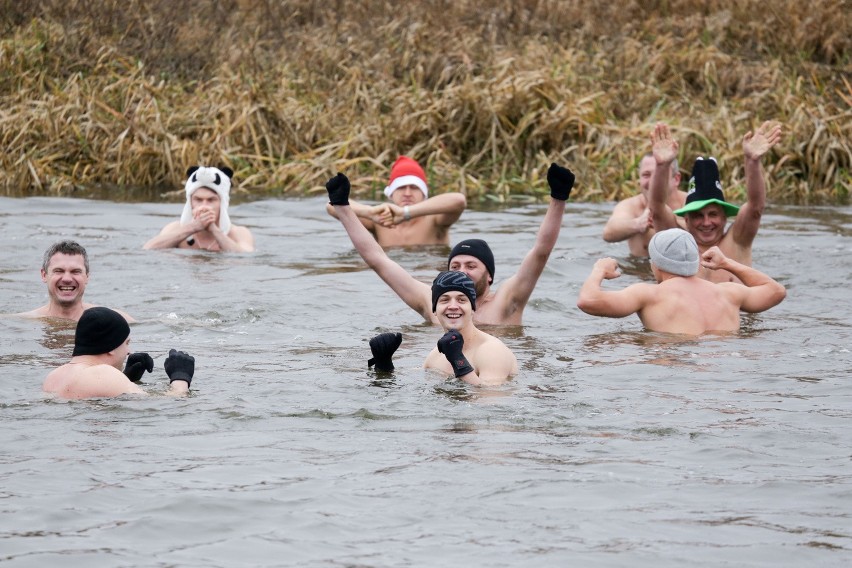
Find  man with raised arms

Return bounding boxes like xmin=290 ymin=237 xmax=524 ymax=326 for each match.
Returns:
xmin=602 ymin=152 xmax=686 ymax=256
xmin=577 ymin=228 xmax=786 ymax=335
xmin=325 ymin=156 xmax=466 ymax=247
xmin=367 ymin=271 xmax=517 ymax=386
xmin=325 ymin=162 xmax=575 ymax=326
xmin=144 ymin=166 xmax=255 ymax=252
xmin=648 ymin=121 xmax=781 ymax=282
xmin=43 ymin=306 xmax=196 ymax=399
xmin=17 ymin=240 xmax=133 ymax=322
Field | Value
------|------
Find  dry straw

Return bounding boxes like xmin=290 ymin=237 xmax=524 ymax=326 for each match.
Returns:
xmin=1 ymin=0 xmax=849 ymax=203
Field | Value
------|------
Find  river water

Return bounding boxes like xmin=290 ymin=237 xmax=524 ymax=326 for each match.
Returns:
xmin=1 ymin=195 xmax=850 ymax=567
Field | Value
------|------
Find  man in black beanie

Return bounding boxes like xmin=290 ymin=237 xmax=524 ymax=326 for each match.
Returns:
xmin=326 ymin=162 xmax=575 ymax=326
xmin=43 ymin=307 xmax=196 ymax=399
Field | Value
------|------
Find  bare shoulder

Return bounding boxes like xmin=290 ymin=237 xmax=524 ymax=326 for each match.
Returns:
xmin=615 ymin=194 xmax=645 ymax=213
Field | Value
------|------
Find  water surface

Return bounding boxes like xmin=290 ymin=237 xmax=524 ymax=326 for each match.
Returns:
xmin=1 ymin=196 xmax=850 ymax=567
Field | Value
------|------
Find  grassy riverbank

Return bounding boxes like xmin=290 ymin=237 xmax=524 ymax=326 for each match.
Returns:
xmin=1 ymin=0 xmax=849 ymax=202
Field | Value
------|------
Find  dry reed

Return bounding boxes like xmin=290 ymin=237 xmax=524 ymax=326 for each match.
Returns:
xmin=1 ymin=0 xmax=849 ymax=203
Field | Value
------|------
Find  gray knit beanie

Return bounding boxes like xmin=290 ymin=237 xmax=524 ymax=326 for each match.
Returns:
xmin=648 ymin=228 xmax=699 ymax=276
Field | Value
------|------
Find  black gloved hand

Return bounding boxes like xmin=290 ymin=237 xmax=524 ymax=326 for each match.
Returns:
xmin=123 ymin=352 xmax=154 ymax=383
xmin=164 ymin=349 xmax=195 ymax=386
xmin=437 ymin=329 xmax=474 ymax=378
xmin=325 ymin=172 xmax=350 ymax=206
xmin=547 ymin=162 xmax=575 ymax=201
xmin=367 ymin=332 xmax=403 ymax=372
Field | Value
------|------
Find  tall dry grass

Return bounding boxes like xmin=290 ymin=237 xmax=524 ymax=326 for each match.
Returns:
xmin=1 ymin=0 xmax=849 ymax=202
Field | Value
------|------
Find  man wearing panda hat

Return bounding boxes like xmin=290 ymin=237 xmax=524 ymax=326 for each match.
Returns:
xmin=144 ymin=166 xmax=255 ymax=252
xmin=325 ymin=156 xmax=467 ymax=247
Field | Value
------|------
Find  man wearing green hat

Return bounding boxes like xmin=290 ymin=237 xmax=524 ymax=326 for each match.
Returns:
xmin=647 ymin=121 xmax=782 ymax=283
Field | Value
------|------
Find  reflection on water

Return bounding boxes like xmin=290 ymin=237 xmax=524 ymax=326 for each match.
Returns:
xmin=0 ymin=196 xmax=850 ymax=566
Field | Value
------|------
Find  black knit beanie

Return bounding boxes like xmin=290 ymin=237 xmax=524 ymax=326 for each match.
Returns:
xmin=72 ymin=307 xmax=130 ymax=356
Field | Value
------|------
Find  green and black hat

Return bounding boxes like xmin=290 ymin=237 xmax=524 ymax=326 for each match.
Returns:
xmin=674 ymin=157 xmax=739 ymax=217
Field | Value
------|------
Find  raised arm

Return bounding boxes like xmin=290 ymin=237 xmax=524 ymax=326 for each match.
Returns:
xmin=325 ymin=199 xmax=379 ymax=230
xmin=499 ymin=163 xmax=573 ymax=312
xmin=731 ymin=121 xmax=782 ymax=247
xmin=577 ymin=258 xmax=651 ymax=318
xmin=648 ymin=123 xmax=681 ymax=231
xmin=326 ymin=174 xmax=433 ymax=320
xmin=143 ymin=220 xmax=200 ymax=250
xmin=701 ymin=247 xmax=786 ymax=313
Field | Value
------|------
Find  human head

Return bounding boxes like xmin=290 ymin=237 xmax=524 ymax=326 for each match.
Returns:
xmin=638 ymin=153 xmax=679 ymax=195
xmin=448 ymin=239 xmax=495 ymax=288
xmin=179 ymin=166 xmax=234 ymax=233
xmin=383 ymin=156 xmax=428 ymax=205
xmin=648 ymin=228 xmax=699 ymax=277
xmin=674 ymin=157 xmax=739 ymax=218
xmin=42 ymin=240 xmax=89 ymax=274
xmin=72 ymin=307 xmax=131 ymax=359
xmin=432 ymin=270 xmax=477 ymax=313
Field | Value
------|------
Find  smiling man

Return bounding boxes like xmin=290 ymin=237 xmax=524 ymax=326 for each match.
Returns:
xmin=325 ymin=156 xmax=466 ymax=247
xmin=17 ymin=241 xmax=133 ymax=322
xmin=647 ymin=121 xmax=782 ymax=283
xmin=367 ymin=271 xmax=517 ymax=385
xmin=325 ymin=162 xmax=575 ymax=326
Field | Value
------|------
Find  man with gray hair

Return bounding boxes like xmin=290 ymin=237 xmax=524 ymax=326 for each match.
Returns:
xmin=17 ymin=240 xmax=133 ymax=322
xmin=577 ymin=228 xmax=786 ymax=334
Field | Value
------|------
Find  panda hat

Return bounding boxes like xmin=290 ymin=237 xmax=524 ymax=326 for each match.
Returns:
xmin=180 ymin=166 xmax=234 ymax=234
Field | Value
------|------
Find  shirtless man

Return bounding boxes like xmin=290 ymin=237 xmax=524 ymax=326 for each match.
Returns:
xmin=367 ymin=271 xmax=517 ymax=385
xmin=144 ymin=166 xmax=255 ymax=252
xmin=325 ymin=156 xmax=466 ymax=247
xmin=42 ymin=307 xmax=195 ymax=399
xmin=577 ymin=228 xmax=786 ymax=335
xmin=648 ymin=121 xmax=782 ymax=282
xmin=325 ymin=162 xmax=575 ymax=326
xmin=17 ymin=240 xmax=133 ymax=322
xmin=602 ymin=153 xmax=686 ymax=256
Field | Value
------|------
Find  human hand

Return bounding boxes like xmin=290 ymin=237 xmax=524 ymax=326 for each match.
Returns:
xmin=743 ymin=120 xmax=782 ymax=161
xmin=123 ymin=352 xmax=154 ymax=383
xmin=325 ymin=173 xmax=350 ymax=206
xmin=594 ymin=258 xmax=621 ymax=279
xmin=368 ymin=332 xmax=403 ymax=372
xmin=650 ymin=122 xmax=679 ymax=165
xmin=437 ymin=329 xmax=474 ymax=378
xmin=193 ymin=206 xmax=217 ymax=230
xmin=636 ymin=208 xmax=653 ymax=233
xmin=547 ymin=163 xmax=575 ymax=201
xmin=164 ymin=349 xmax=195 ymax=386
xmin=700 ymin=246 xmax=728 ymax=271
xmin=369 ymin=203 xmax=397 ymax=227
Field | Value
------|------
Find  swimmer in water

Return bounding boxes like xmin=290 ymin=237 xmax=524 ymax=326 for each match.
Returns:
xmin=43 ymin=307 xmax=196 ymax=399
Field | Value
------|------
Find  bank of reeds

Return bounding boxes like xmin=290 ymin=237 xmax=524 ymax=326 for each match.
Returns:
xmin=1 ymin=0 xmax=850 ymax=202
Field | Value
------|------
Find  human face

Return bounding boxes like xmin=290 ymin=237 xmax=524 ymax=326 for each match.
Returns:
xmin=111 ymin=336 xmax=131 ymax=370
xmin=191 ymin=188 xmax=221 ymax=221
xmin=684 ymin=204 xmax=727 ymax=247
xmin=435 ymin=290 xmax=473 ymax=330
xmin=41 ymin=253 xmax=89 ymax=307
xmin=389 ymin=185 xmax=425 ymax=207
xmin=638 ymin=156 xmax=656 ymax=195
xmin=448 ymin=254 xmax=491 ymax=297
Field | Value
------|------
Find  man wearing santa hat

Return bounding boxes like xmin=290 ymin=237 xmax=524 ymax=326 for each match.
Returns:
xmin=144 ymin=166 xmax=255 ymax=252
xmin=326 ymin=156 xmax=466 ymax=247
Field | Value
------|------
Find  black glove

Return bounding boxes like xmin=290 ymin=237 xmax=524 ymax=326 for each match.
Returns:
xmin=367 ymin=332 xmax=403 ymax=372
xmin=325 ymin=172 xmax=350 ymax=206
xmin=547 ymin=162 xmax=575 ymax=201
xmin=123 ymin=352 xmax=154 ymax=383
xmin=437 ymin=329 xmax=474 ymax=378
xmin=164 ymin=349 xmax=195 ymax=386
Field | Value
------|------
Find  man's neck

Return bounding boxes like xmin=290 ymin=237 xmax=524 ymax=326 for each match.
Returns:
xmin=44 ymin=301 xmax=86 ymax=321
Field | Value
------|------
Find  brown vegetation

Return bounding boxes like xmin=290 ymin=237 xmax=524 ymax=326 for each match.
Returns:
xmin=1 ymin=0 xmax=850 ymax=203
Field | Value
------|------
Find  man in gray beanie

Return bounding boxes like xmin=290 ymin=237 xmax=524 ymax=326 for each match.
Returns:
xmin=577 ymin=228 xmax=786 ymax=334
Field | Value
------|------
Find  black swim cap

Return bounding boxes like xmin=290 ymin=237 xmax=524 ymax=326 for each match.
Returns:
xmin=432 ymin=271 xmax=477 ymax=313
xmin=72 ymin=307 xmax=130 ymax=357
xmin=448 ymin=239 xmax=495 ymax=283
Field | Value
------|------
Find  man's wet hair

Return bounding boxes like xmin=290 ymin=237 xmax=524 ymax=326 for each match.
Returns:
xmin=42 ymin=240 xmax=89 ymax=273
